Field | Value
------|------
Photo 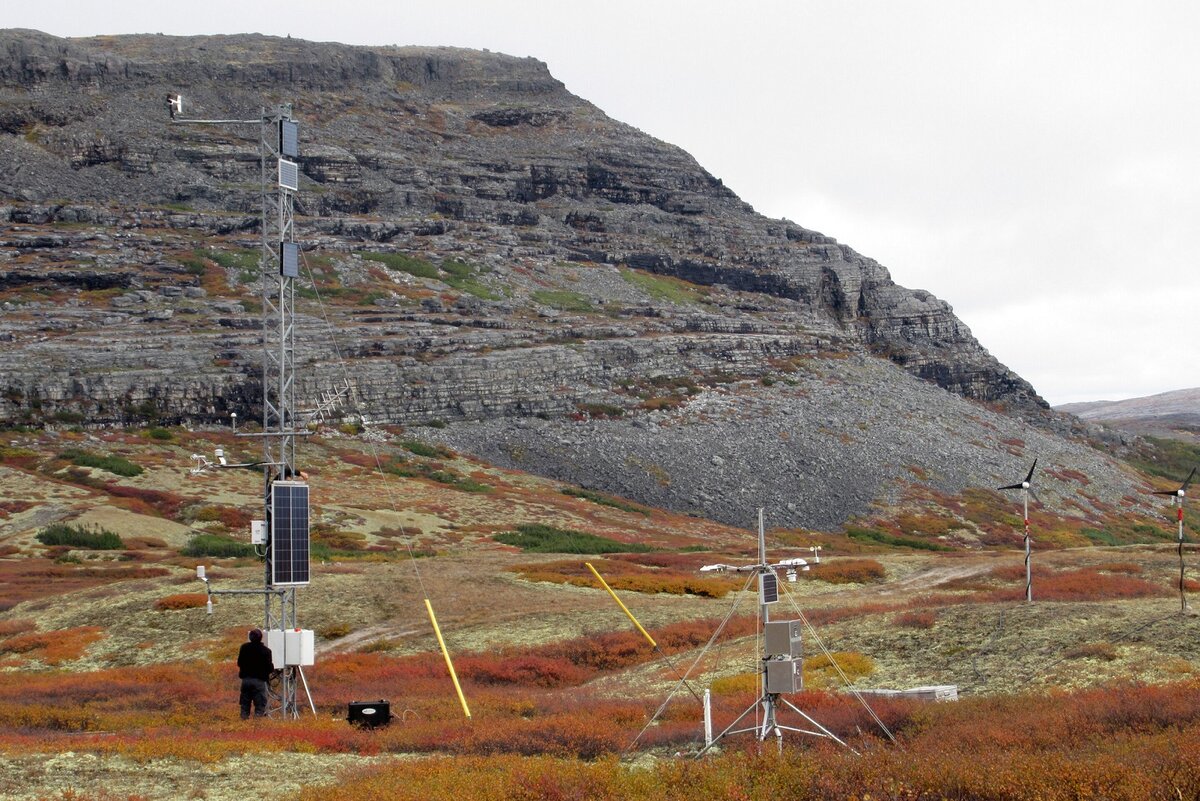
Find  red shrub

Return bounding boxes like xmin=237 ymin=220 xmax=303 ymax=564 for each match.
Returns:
xmin=454 ymin=655 xmax=589 ymax=688
xmin=102 ymin=484 xmax=188 ymax=519
xmin=989 ymin=567 xmax=1168 ymax=602
xmin=0 ymin=620 xmax=35 ymax=637
xmin=894 ymin=609 xmax=938 ymax=629
xmin=1096 ymin=562 xmax=1143 ymax=575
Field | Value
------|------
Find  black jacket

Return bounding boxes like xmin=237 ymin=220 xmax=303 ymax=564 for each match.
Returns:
xmin=237 ymin=641 xmax=274 ymax=681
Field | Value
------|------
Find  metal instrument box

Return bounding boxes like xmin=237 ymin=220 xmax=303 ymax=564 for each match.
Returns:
xmin=764 ymin=620 xmax=803 ymax=658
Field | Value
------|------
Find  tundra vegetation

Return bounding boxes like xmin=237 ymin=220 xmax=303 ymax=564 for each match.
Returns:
xmin=1 ymin=427 xmax=1200 ymax=800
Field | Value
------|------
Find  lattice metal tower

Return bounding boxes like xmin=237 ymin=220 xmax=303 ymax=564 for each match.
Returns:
xmin=180 ymin=100 xmax=313 ymax=719
xmin=258 ymin=105 xmax=303 ymax=717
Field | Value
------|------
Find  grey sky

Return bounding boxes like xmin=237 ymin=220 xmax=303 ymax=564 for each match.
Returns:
xmin=9 ymin=1 xmax=1199 ymax=405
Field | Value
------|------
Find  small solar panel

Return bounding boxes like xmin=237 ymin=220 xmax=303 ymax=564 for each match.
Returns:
xmin=270 ymin=481 xmax=310 ymax=586
xmin=280 ymin=242 xmax=299 ymax=278
xmin=278 ymin=158 xmax=299 ymax=191
xmin=280 ymin=120 xmax=299 ymax=157
xmin=759 ymin=572 xmax=779 ymax=605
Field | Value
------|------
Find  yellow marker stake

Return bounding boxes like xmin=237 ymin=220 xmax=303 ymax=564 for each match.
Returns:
xmin=425 ymin=598 xmax=471 ymax=719
xmin=585 ymin=561 xmax=657 ymax=648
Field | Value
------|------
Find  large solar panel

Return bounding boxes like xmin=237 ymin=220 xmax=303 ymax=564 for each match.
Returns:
xmin=278 ymin=158 xmax=299 ymax=191
xmin=280 ymin=120 xmax=299 ymax=158
xmin=271 ymin=481 xmax=310 ymax=586
xmin=280 ymin=242 xmax=299 ymax=278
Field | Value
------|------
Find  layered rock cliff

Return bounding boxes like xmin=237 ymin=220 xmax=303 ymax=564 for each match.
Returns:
xmin=0 ymin=30 xmax=1100 ymax=530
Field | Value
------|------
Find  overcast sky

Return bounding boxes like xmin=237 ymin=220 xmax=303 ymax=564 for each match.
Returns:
xmin=10 ymin=1 xmax=1199 ymax=405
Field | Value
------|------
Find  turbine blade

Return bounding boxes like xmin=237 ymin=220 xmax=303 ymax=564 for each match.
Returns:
xmin=1182 ymin=467 xmax=1197 ymax=493
xmin=1024 ymin=459 xmax=1038 ymax=485
xmin=998 ymin=482 xmax=1024 ymax=491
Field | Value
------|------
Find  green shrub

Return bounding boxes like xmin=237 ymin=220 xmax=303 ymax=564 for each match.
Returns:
xmin=58 ymin=448 xmax=143 ymax=477
xmin=36 ymin=523 xmax=124 ymax=550
xmin=147 ymin=427 xmax=174 ymax=441
xmin=441 ymin=259 xmax=475 ymax=278
xmin=444 ymin=275 xmax=503 ymax=301
xmin=178 ymin=256 xmax=207 ymax=276
xmin=532 ymin=290 xmax=593 ymax=312
xmin=845 ymin=526 xmax=953 ymax=552
xmin=620 ymin=269 xmax=704 ymax=305
xmin=560 ymin=488 xmax=650 ymax=516
xmin=401 ymin=440 xmax=449 ymax=458
xmin=383 ymin=459 xmax=490 ymax=493
xmin=576 ymin=403 xmax=624 ymax=419
xmin=358 ymin=252 xmax=438 ymax=279
xmin=202 ymin=248 xmax=259 ymax=271
xmin=180 ymin=534 xmax=256 ymax=558
xmin=1080 ymin=528 xmax=1122 ymax=547
xmin=495 ymin=524 xmax=651 ymax=554
xmin=1126 ymin=436 xmax=1200 ymax=482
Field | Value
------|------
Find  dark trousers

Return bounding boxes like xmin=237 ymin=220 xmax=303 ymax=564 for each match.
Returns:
xmin=239 ymin=677 xmax=268 ymax=719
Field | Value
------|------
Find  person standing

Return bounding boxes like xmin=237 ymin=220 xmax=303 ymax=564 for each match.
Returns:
xmin=237 ymin=628 xmax=273 ymax=719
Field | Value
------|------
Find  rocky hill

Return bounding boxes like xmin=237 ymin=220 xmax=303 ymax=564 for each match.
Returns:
xmin=0 ymin=30 xmax=1155 ymax=529
xmin=1058 ymin=388 xmax=1199 ymax=444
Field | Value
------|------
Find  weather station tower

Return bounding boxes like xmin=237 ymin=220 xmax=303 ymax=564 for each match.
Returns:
xmin=698 ymin=510 xmax=852 ymax=754
xmin=176 ymin=94 xmax=315 ymax=718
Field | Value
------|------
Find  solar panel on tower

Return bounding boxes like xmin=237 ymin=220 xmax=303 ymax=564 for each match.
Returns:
xmin=271 ymin=481 xmax=310 ymax=586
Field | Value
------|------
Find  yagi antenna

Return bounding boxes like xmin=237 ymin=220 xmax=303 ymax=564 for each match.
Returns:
xmin=1153 ymin=467 xmax=1196 ymax=614
xmin=998 ymin=459 xmax=1037 ymax=603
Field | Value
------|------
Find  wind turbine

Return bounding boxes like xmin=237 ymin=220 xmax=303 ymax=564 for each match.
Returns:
xmin=999 ymin=460 xmax=1037 ymax=603
xmin=1154 ymin=467 xmax=1196 ymax=614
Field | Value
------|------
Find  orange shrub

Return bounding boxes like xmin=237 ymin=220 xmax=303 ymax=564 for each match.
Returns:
xmin=0 ymin=626 xmax=104 ymax=665
xmin=154 ymin=593 xmax=210 ymax=611
xmin=895 ymin=512 xmax=956 ymax=536
xmin=710 ymin=672 xmax=758 ymax=696
xmin=802 ymin=651 xmax=875 ymax=689
xmin=806 ymin=559 xmax=886 ymax=584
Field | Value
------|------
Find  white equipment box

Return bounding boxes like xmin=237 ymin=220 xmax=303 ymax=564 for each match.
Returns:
xmin=267 ymin=628 xmax=314 ymax=668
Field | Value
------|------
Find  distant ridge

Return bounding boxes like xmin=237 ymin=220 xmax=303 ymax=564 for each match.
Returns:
xmin=1058 ymin=388 xmax=1200 ymax=442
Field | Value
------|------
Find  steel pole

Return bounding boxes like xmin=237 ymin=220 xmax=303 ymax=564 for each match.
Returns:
xmin=1179 ymin=499 xmax=1186 ymax=613
xmin=1024 ymin=489 xmax=1032 ymax=603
